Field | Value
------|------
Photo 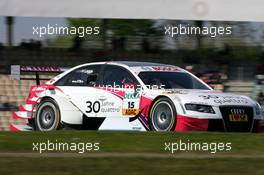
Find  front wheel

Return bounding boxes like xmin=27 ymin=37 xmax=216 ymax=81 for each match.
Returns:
xmin=35 ymin=99 xmax=61 ymax=131
xmin=149 ymin=97 xmax=176 ymax=131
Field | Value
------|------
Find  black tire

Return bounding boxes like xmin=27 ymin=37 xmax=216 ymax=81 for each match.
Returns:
xmin=149 ymin=97 xmax=176 ymax=131
xmin=35 ymin=98 xmax=61 ymax=131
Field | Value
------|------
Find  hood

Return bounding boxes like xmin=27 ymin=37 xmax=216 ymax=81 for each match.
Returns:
xmin=161 ymin=89 xmax=256 ymax=107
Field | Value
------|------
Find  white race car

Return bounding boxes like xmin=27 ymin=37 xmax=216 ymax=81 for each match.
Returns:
xmin=10 ymin=61 xmax=264 ymax=132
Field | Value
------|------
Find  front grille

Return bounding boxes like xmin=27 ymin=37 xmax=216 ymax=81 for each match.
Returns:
xmin=219 ymin=106 xmax=254 ymax=132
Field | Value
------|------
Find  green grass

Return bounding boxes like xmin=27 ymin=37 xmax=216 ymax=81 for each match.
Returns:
xmin=0 ymin=131 xmax=264 ymax=153
xmin=0 ymin=131 xmax=264 ymax=175
xmin=0 ymin=157 xmax=264 ymax=175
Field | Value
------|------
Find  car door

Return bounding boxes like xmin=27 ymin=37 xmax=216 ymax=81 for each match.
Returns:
xmin=55 ymin=65 xmax=102 ymax=117
xmin=96 ymin=65 xmax=142 ymax=118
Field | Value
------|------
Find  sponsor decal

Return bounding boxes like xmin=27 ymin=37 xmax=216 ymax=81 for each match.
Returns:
xmin=151 ymin=66 xmax=179 ymax=72
xmin=99 ymin=99 xmax=121 ymax=113
xmin=101 ymin=107 xmax=120 ymax=113
xmin=214 ymin=98 xmax=248 ymax=105
xmin=229 ymin=108 xmax=248 ymax=122
xmin=79 ymin=69 xmax=93 ymax=74
xmin=101 ymin=101 xmax=114 ymax=106
xmin=122 ymin=92 xmax=141 ymax=116
xmin=199 ymin=95 xmax=219 ymax=100
xmin=199 ymin=95 xmax=249 ymax=104
xmin=189 ymin=101 xmax=209 ymax=105
xmin=132 ymin=126 xmax=143 ymax=130
xmin=72 ymin=80 xmax=84 ymax=84
xmin=122 ymin=108 xmax=140 ymax=116
xmin=124 ymin=92 xmax=140 ymax=99
xmin=21 ymin=66 xmax=63 ymax=72
xmin=140 ymin=66 xmax=179 ymax=72
xmin=32 ymin=86 xmax=46 ymax=91
xmin=162 ymin=90 xmax=188 ymax=95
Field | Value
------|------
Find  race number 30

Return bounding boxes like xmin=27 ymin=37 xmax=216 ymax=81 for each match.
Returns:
xmin=86 ymin=101 xmax=100 ymax=113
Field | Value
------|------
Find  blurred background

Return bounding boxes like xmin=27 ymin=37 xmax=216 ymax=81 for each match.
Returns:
xmin=0 ymin=16 xmax=264 ymax=130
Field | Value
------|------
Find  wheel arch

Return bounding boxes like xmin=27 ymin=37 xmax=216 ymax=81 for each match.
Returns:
xmin=38 ymin=96 xmax=59 ymax=106
xmin=35 ymin=96 xmax=62 ymax=131
xmin=147 ymin=95 xmax=177 ymax=131
xmin=36 ymin=96 xmax=62 ymax=117
xmin=147 ymin=95 xmax=176 ymax=118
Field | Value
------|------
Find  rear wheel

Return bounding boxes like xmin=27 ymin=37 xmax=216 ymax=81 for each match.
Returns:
xmin=35 ymin=99 xmax=61 ymax=131
xmin=149 ymin=97 xmax=176 ymax=131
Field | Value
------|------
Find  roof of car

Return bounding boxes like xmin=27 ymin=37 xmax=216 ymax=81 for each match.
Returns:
xmin=72 ymin=61 xmax=184 ymax=74
xmin=110 ymin=61 xmax=171 ymax=67
xmin=106 ymin=61 xmax=186 ymax=73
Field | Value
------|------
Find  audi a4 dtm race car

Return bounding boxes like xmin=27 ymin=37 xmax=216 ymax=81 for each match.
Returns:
xmin=10 ymin=61 xmax=264 ymax=132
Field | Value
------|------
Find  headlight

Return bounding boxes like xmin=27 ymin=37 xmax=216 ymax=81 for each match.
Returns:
xmin=185 ymin=104 xmax=215 ymax=114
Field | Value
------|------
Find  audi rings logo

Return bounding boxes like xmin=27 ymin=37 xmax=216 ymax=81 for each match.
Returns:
xmin=230 ymin=109 xmax=245 ymax=114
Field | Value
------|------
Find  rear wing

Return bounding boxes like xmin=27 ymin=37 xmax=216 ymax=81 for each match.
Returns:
xmin=11 ymin=65 xmax=69 ymax=85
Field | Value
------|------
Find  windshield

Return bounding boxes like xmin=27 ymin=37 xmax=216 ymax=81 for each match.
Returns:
xmin=138 ymin=71 xmax=210 ymax=90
